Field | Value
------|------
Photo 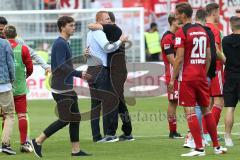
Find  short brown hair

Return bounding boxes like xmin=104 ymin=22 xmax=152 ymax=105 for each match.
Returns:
xmin=57 ymin=16 xmax=74 ymax=32
xmin=176 ymin=3 xmax=193 ymax=18
xmin=96 ymin=11 xmax=108 ymax=22
xmin=195 ymin=9 xmax=207 ymax=22
xmin=230 ymin=16 xmax=240 ymax=30
xmin=168 ymin=14 xmax=176 ymax=26
xmin=206 ymin=3 xmax=219 ymax=16
xmin=4 ymin=25 xmax=17 ymax=39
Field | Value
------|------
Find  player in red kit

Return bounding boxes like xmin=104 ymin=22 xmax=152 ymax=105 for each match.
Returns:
xmin=161 ymin=14 xmax=183 ymax=139
xmin=169 ymin=2 xmax=227 ymax=156
xmin=206 ymin=3 xmax=226 ymax=127
xmin=4 ymin=25 xmax=33 ymax=153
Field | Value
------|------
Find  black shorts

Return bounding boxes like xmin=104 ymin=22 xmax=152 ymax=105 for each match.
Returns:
xmin=223 ymin=79 xmax=240 ymax=107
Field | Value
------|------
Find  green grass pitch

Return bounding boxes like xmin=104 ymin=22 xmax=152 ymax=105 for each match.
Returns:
xmin=0 ymin=97 xmax=239 ymax=160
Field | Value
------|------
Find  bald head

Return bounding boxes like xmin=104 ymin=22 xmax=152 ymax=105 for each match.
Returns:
xmin=95 ymin=11 xmax=111 ymax=24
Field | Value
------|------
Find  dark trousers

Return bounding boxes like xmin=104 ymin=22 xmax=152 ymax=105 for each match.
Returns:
xmin=108 ymin=66 xmax=132 ymax=136
xmin=87 ymin=66 xmax=118 ymax=140
xmin=43 ymin=92 xmax=80 ymax=142
xmin=118 ymin=100 xmax=132 ymax=136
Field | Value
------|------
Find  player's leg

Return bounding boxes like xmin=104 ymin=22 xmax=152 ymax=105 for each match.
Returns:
xmin=184 ymin=107 xmax=203 ymax=149
xmin=201 ymin=106 xmax=227 ymax=154
xmin=212 ymin=96 xmax=224 ymax=125
xmin=210 ymin=70 xmax=224 ymax=125
xmin=68 ymin=94 xmax=90 ymax=156
xmin=118 ymin=100 xmax=134 ymax=141
xmin=0 ymin=90 xmax=16 ymax=155
xmin=179 ymin=81 xmax=205 ymax=156
xmin=168 ymin=81 xmax=182 ymax=139
xmin=224 ymin=107 xmax=235 ymax=146
xmin=31 ymin=92 xmax=71 ymax=158
xmin=168 ymin=100 xmax=183 ymax=138
xmin=198 ymin=80 xmax=227 ymax=154
xmin=14 ymin=95 xmax=33 ymax=152
xmin=168 ymin=100 xmax=177 ymax=136
xmin=181 ymin=107 xmax=206 ymax=157
xmin=195 ymin=105 xmax=210 ymax=146
xmin=223 ymin=79 xmax=238 ymax=146
xmin=202 ymin=78 xmax=212 ymax=142
xmin=194 ymin=106 xmax=202 ymax=133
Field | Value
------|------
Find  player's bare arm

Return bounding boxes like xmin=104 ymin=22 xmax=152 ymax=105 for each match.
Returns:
xmin=166 ymin=54 xmax=175 ymax=66
xmin=168 ymin=47 xmax=184 ymax=93
xmin=215 ymin=43 xmax=226 ymax=63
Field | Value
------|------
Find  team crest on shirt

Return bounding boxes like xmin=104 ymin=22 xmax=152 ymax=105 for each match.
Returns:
xmin=175 ymin=37 xmax=181 ymax=45
xmin=164 ymin=44 xmax=170 ymax=49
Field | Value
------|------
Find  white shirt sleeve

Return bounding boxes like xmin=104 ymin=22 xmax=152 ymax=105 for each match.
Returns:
xmin=92 ymin=30 xmax=122 ymax=53
xmin=15 ymin=37 xmax=50 ymax=69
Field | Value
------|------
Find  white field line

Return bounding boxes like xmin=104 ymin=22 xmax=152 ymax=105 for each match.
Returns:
xmin=14 ymin=122 xmax=240 ymax=143
xmin=15 ymin=132 xmax=240 ymax=143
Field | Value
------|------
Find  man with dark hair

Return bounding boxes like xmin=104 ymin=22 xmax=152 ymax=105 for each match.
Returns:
xmin=223 ymin=16 xmax=240 ymax=147
xmin=4 ymin=25 xmax=33 ymax=153
xmin=31 ymin=16 xmax=91 ymax=158
xmin=206 ymin=3 xmax=226 ymax=128
xmin=175 ymin=2 xmax=193 ymax=18
xmin=161 ymin=14 xmax=183 ymax=139
xmin=169 ymin=2 xmax=227 ymax=156
xmin=183 ymin=8 xmax=217 ymax=149
xmin=145 ymin=22 xmax=162 ymax=61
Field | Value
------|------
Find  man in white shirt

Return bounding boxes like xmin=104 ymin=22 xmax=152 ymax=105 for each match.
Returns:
xmin=86 ymin=11 xmax=128 ymax=142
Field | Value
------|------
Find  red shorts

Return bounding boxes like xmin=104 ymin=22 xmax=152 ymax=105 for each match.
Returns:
xmin=210 ymin=69 xmax=224 ymax=96
xmin=167 ymin=80 xmax=178 ymax=101
xmin=179 ymin=81 xmax=210 ymax=107
xmin=14 ymin=95 xmax=27 ymax=113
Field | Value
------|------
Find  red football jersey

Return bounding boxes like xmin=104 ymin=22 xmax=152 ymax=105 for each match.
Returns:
xmin=175 ymin=23 xmax=210 ymax=82
xmin=161 ymin=31 xmax=175 ymax=84
xmin=205 ymin=22 xmax=223 ymax=70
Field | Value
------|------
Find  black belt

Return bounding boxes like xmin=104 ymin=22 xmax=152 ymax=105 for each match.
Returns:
xmin=88 ymin=65 xmax=109 ymax=69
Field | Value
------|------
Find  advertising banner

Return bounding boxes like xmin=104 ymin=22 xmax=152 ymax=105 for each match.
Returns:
xmin=27 ymin=63 xmax=167 ymax=100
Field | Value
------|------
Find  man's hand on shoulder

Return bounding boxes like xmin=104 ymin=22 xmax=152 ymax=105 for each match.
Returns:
xmin=88 ymin=23 xmax=103 ymax=31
